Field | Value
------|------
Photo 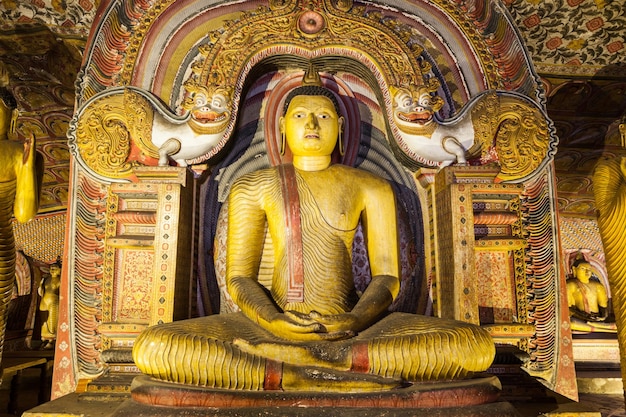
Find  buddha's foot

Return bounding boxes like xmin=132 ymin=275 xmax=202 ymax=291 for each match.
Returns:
xmin=282 ymin=363 xmax=403 ymax=392
xmin=233 ymin=338 xmax=350 ymax=370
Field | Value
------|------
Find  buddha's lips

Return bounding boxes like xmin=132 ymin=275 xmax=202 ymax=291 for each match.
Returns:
xmin=305 ymin=133 xmax=319 ymax=139
xmin=193 ymin=110 xmax=227 ymax=123
xmin=398 ymin=110 xmax=432 ymax=124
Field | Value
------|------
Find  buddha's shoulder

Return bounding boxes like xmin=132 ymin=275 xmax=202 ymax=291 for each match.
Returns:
xmin=232 ymin=167 xmax=281 ymax=187
xmin=329 ymin=165 xmax=391 ymax=186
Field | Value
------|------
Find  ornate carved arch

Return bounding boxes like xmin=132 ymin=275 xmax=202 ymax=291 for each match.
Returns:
xmin=59 ymin=0 xmax=574 ymax=403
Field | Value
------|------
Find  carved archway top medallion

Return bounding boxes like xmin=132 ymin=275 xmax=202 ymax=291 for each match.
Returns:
xmin=173 ymin=0 xmax=434 ymax=163
xmin=190 ymin=0 xmax=426 ymax=87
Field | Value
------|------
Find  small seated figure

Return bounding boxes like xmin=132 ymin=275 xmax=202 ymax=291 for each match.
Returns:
xmin=566 ymin=257 xmax=616 ymax=333
xmin=38 ymin=262 xmax=61 ymax=349
xmin=133 ymin=73 xmax=495 ymax=392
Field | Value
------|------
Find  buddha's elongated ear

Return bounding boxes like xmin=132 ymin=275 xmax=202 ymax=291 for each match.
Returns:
xmin=279 ymin=116 xmax=286 ymax=156
xmin=279 ymin=115 xmax=285 ymax=132
xmin=9 ymin=108 xmax=18 ymax=139
xmin=338 ymin=116 xmax=345 ymax=156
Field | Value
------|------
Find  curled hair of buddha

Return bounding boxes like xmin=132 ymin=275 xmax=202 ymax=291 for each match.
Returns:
xmin=572 ymin=252 xmax=590 ymax=268
xmin=283 ymin=67 xmax=342 ymax=116
xmin=283 ymin=85 xmax=341 ymax=116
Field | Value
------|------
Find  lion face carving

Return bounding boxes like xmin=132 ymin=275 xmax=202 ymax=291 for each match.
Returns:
xmin=183 ymin=87 xmax=231 ymax=135
xmin=392 ymin=85 xmax=444 ymax=137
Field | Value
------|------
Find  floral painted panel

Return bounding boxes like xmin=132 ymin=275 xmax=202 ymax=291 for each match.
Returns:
xmin=476 ymin=251 xmax=516 ymax=323
xmin=0 ymin=0 xmax=96 ymax=35
xmin=505 ymin=0 xmax=626 ymax=74
xmin=117 ymin=250 xmax=154 ymax=322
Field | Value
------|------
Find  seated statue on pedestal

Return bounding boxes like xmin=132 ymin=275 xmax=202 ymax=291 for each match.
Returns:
xmin=566 ymin=255 xmax=616 ymax=334
xmin=132 ymin=73 xmax=495 ymax=392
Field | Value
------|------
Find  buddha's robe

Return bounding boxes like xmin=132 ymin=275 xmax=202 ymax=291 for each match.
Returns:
xmin=132 ymin=165 xmax=495 ymax=389
xmin=0 ymin=138 xmax=41 ymax=384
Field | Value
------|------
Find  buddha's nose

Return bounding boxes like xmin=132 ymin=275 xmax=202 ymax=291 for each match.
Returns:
xmin=305 ymin=113 xmax=318 ymax=128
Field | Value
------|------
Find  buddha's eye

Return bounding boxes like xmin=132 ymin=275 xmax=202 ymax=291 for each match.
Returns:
xmin=294 ymin=112 xmax=305 ymax=118
xmin=318 ymin=113 xmax=330 ymax=119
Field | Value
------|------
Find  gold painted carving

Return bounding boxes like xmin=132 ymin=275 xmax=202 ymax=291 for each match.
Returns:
xmin=75 ymin=93 xmax=133 ymax=178
xmin=75 ymin=89 xmax=157 ymax=179
xmin=471 ymin=92 xmax=550 ymax=182
xmin=119 ymin=0 xmax=499 ymax=92
xmin=187 ymin=0 xmax=427 ymax=99
xmin=124 ymin=89 xmax=157 ymax=158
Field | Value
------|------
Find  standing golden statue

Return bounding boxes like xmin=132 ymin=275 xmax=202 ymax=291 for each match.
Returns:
xmin=594 ymin=114 xmax=626 ymax=396
xmin=133 ymin=72 xmax=495 ymax=392
xmin=0 ymin=62 xmax=43 ymax=382
xmin=38 ymin=261 xmax=61 ymax=350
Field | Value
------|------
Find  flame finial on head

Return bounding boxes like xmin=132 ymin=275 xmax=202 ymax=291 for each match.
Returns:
xmin=282 ymin=65 xmax=341 ymax=116
xmin=302 ymin=64 xmax=322 ymax=87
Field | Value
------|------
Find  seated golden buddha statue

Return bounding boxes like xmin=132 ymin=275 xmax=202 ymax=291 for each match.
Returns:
xmin=132 ymin=75 xmax=495 ymax=392
xmin=566 ymin=256 xmax=616 ymax=333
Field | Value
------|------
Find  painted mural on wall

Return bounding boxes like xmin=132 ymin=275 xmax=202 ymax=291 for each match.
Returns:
xmin=1 ymin=0 xmax=624 ymax=76
xmin=506 ymin=0 xmax=624 ymax=74
xmin=0 ymin=0 xmax=95 ymax=36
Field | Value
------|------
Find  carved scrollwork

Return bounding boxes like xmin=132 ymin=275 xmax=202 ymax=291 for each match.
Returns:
xmin=75 ymin=94 xmax=135 ymax=178
xmin=472 ymin=92 xmax=551 ymax=182
xmin=124 ymin=89 xmax=158 ymax=159
xmin=189 ymin=0 xmax=426 ymax=99
xmin=75 ymin=90 xmax=156 ymax=179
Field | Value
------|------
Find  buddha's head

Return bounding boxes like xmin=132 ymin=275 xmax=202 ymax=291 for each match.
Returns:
xmin=279 ymin=85 xmax=344 ymax=158
xmin=571 ymin=259 xmax=593 ymax=284
xmin=49 ymin=262 xmax=61 ymax=279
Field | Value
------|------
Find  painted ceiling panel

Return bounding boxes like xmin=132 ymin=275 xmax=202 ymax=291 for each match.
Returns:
xmin=1 ymin=0 xmax=624 ymax=77
xmin=504 ymin=0 xmax=625 ymax=75
xmin=0 ymin=0 xmax=96 ymax=36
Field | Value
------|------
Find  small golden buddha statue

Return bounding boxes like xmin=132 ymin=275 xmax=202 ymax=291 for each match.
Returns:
xmin=132 ymin=73 xmax=495 ymax=392
xmin=566 ymin=256 xmax=616 ymax=333
xmin=38 ymin=262 xmax=62 ymax=349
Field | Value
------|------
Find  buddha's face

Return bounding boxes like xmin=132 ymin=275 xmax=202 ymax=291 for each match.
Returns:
xmin=50 ymin=264 xmax=61 ymax=276
xmin=572 ymin=262 xmax=593 ymax=283
xmin=280 ymin=95 xmax=343 ymax=157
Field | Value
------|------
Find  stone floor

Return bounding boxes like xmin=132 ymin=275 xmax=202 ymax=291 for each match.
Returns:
xmin=577 ymin=394 xmax=626 ymax=417
xmin=1 ymin=367 xmax=626 ymax=417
